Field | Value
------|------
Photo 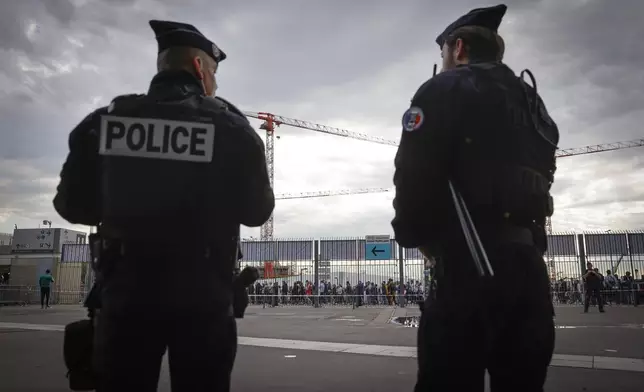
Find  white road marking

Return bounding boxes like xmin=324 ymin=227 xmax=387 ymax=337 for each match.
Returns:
xmin=0 ymin=322 xmax=64 ymax=332
xmin=2 ymin=322 xmax=644 ymax=373
xmin=555 ymin=324 xmax=644 ymax=329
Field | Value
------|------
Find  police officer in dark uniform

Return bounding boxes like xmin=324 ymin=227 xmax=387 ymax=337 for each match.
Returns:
xmin=53 ymin=20 xmax=274 ymax=392
xmin=583 ymin=262 xmax=605 ymax=313
xmin=392 ymin=5 xmax=559 ymax=391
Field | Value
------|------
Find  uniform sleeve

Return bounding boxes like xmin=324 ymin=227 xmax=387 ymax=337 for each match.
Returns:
xmin=236 ymin=123 xmax=275 ymax=227
xmin=53 ymin=108 xmax=105 ymax=226
xmin=391 ymin=78 xmax=457 ymax=248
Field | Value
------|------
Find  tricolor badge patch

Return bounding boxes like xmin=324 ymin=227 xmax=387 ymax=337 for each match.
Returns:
xmin=402 ymin=107 xmax=424 ymax=132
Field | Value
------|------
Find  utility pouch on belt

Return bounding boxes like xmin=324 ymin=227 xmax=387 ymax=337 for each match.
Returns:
xmin=63 ymin=319 xmax=96 ymax=391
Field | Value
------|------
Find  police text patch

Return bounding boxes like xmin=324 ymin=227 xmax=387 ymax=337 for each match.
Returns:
xmin=99 ymin=115 xmax=215 ymax=162
xmin=402 ymin=107 xmax=424 ymax=132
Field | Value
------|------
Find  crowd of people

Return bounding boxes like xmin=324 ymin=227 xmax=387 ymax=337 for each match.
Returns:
xmin=552 ymin=268 xmax=641 ymax=306
xmin=245 ymin=268 xmax=643 ymax=309
xmin=247 ymin=278 xmax=426 ymax=307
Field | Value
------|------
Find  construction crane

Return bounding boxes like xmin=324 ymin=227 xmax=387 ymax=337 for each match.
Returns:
xmin=244 ymin=111 xmax=399 ymax=240
xmin=245 ymin=110 xmax=644 ymax=242
xmin=275 ymin=187 xmax=392 ymax=200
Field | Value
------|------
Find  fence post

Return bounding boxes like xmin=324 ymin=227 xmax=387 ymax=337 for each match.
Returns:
xmin=314 ymin=240 xmax=320 ymax=308
xmin=398 ymin=243 xmax=405 ymax=308
xmin=626 ymin=234 xmax=638 ymax=307
xmin=54 ymin=250 xmax=64 ymax=306
xmin=577 ymin=234 xmax=586 ymax=278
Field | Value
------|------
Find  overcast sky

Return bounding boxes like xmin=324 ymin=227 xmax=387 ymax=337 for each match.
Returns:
xmin=1 ymin=0 xmax=643 ymax=240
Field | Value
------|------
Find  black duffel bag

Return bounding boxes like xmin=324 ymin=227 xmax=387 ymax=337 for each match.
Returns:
xmin=63 ymin=319 xmax=96 ymax=391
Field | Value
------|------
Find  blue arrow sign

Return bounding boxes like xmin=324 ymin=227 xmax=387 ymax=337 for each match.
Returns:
xmin=365 ymin=235 xmax=392 ymax=260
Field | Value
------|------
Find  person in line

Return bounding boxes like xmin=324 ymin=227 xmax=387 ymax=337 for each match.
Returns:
xmin=38 ymin=269 xmax=54 ymax=309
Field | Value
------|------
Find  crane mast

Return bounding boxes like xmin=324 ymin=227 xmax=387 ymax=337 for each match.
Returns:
xmin=254 ymin=113 xmax=283 ymax=240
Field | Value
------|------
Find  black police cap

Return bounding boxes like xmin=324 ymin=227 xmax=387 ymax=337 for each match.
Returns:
xmin=149 ymin=20 xmax=227 ymax=63
xmin=435 ymin=4 xmax=507 ymax=48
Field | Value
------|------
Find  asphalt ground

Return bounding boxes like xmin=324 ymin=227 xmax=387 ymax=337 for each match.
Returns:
xmin=239 ymin=304 xmax=644 ymax=359
xmin=1 ymin=304 xmax=644 ymax=391
xmin=1 ymin=331 xmax=644 ymax=392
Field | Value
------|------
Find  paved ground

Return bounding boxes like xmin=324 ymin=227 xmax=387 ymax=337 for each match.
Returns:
xmin=1 ymin=304 xmax=644 ymax=391
xmin=242 ymin=304 xmax=644 ymax=359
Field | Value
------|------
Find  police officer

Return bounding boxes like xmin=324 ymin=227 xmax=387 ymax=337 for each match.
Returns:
xmin=392 ymin=5 xmax=559 ymax=391
xmin=583 ymin=262 xmax=605 ymax=313
xmin=53 ymin=20 xmax=274 ymax=391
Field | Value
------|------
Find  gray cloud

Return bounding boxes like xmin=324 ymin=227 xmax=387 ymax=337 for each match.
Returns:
xmin=1 ymin=0 xmax=643 ymax=239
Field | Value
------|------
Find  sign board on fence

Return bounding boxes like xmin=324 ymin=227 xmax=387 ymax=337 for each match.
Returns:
xmin=365 ymin=234 xmax=391 ymax=260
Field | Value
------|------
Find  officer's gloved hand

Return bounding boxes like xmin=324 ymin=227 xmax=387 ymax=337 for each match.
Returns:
xmin=232 ymin=267 xmax=259 ymax=318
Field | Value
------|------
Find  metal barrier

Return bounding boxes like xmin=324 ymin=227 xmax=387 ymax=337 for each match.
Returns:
xmin=0 ymin=285 xmax=36 ymax=306
xmin=246 ymin=294 xmax=421 ymax=308
xmin=0 ymin=285 xmax=87 ymax=306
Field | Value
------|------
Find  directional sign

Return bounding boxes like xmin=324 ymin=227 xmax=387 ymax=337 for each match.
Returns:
xmin=365 ymin=235 xmax=391 ymax=260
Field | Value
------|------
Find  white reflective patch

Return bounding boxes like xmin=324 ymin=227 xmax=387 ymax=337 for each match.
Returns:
xmin=99 ymin=115 xmax=215 ymax=162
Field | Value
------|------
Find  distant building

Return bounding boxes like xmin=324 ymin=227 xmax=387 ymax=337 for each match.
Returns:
xmin=0 ymin=232 xmax=12 ymax=246
xmin=11 ymin=228 xmax=86 ymax=254
xmin=7 ymin=227 xmax=88 ymax=288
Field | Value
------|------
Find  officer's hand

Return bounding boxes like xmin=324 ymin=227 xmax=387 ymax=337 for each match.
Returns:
xmin=237 ymin=266 xmax=260 ymax=287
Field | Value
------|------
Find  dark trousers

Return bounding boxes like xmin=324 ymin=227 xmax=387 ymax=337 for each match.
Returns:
xmin=415 ymin=243 xmax=555 ymax=392
xmin=94 ymin=309 xmax=237 ymax=392
xmin=584 ymin=287 xmax=604 ymax=312
xmin=40 ymin=287 xmax=51 ymax=307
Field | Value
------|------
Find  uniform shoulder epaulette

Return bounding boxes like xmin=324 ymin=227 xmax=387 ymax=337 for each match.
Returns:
xmin=107 ymin=94 xmax=145 ymax=113
xmin=210 ymin=96 xmax=250 ymax=124
xmin=412 ymin=72 xmax=455 ymax=102
xmin=203 ymin=96 xmax=228 ymax=111
xmin=111 ymin=93 xmax=145 ymax=102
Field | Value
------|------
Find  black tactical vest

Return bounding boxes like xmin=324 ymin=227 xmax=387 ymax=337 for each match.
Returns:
xmin=451 ymin=63 xmax=559 ymax=225
xmin=97 ymin=90 xmax=233 ymax=241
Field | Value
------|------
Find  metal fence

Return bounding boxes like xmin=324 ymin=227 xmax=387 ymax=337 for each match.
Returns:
xmin=1 ymin=231 xmax=643 ymax=306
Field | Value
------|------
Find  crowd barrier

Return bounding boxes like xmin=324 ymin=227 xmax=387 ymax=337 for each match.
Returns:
xmin=1 ymin=286 xmax=640 ymax=307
